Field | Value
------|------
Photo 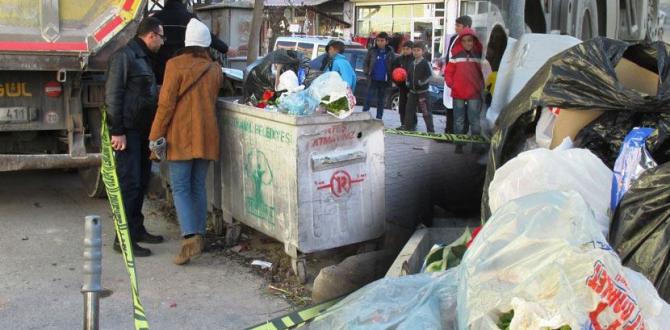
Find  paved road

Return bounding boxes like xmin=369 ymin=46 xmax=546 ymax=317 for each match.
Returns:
xmin=0 ymin=170 xmax=289 ymax=330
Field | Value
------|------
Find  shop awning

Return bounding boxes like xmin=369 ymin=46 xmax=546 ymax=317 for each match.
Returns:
xmin=264 ymin=0 xmax=331 ymax=6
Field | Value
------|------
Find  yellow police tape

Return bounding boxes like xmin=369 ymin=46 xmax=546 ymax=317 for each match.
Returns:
xmin=384 ymin=128 xmax=490 ymax=144
xmin=100 ymin=110 xmax=150 ymax=330
xmin=246 ymin=297 xmax=343 ymax=330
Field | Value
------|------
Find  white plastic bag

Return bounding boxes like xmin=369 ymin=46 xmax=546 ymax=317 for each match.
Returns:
xmin=535 ymin=107 xmax=558 ymax=148
xmin=488 ymin=147 xmax=612 ymax=235
xmin=308 ymin=72 xmax=355 ymax=119
xmin=458 ymin=191 xmax=670 ymax=330
xmin=276 ymin=70 xmax=301 ymax=92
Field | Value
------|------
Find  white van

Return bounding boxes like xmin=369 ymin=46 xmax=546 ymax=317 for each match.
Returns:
xmin=273 ymin=36 xmax=365 ymax=60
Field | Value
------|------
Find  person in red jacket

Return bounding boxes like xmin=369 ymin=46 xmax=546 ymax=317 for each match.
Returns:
xmin=444 ymin=28 xmax=484 ymax=154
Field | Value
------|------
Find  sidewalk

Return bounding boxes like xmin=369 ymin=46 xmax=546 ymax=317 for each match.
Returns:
xmin=367 ymin=107 xmax=484 ymax=249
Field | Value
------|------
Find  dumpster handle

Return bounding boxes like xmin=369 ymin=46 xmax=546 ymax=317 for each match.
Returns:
xmin=311 ymin=150 xmax=366 ymax=171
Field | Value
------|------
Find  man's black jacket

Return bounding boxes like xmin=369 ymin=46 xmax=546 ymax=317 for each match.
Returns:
xmin=104 ymin=38 xmax=158 ymax=136
xmin=151 ymin=0 xmax=229 ymax=83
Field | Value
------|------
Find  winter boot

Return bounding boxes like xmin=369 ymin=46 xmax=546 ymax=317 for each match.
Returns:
xmin=173 ymin=235 xmax=203 ymax=265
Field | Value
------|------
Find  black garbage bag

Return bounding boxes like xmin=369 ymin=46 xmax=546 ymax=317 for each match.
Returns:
xmin=574 ymin=111 xmax=669 ymax=168
xmin=481 ymin=37 xmax=670 ymax=221
xmin=609 ymin=162 xmax=670 ymax=302
xmin=243 ymin=49 xmax=310 ymax=103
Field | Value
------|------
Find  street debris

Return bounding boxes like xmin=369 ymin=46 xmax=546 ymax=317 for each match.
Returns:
xmin=251 ymin=260 xmax=273 ymax=270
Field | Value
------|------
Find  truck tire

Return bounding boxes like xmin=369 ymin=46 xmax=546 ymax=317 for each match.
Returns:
xmin=575 ymin=0 xmax=599 ymax=40
xmin=79 ymin=108 xmax=106 ymax=198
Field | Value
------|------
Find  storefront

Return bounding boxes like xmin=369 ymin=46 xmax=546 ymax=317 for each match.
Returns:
xmin=351 ymin=0 xmax=450 ymax=58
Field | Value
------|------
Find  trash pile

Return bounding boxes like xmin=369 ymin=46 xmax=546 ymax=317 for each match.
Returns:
xmin=303 ymin=37 xmax=670 ymax=329
xmin=242 ymin=49 xmax=356 ymax=119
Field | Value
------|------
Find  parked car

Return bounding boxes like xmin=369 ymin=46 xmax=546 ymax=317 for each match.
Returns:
xmin=309 ymin=49 xmax=446 ymax=113
xmin=274 ymin=36 xmax=365 ymax=59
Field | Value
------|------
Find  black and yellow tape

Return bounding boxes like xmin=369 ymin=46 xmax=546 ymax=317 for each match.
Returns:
xmin=384 ymin=128 xmax=490 ymax=144
xmin=100 ymin=110 xmax=150 ymax=330
xmin=246 ymin=297 xmax=343 ymax=330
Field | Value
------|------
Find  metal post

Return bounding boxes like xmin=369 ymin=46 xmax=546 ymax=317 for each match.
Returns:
xmin=82 ymin=215 xmax=102 ymax=330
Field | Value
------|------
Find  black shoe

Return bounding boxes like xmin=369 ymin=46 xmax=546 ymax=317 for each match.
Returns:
xmin=137 ymin=231 xmax=164 ymax=244
xmin=113 ymin=239 xmax=152 ymax=257
xmin=454 ymin=145 xmax=464 ymax=154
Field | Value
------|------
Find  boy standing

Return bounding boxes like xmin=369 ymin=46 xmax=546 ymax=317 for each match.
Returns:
xmin=322 ymin=40 xmax=357 ymax=90
xmin=391 ymin=40 xmax=414 ymax=128
xmin=444 ymin=28 xmax=484 ymax=154
xmin=443 ymin=15 xmax=472 ymax=133
xmin=363 ymin=32 xmax=396 ymax=119
xmin=404 ymin=41 xmax=435 ymax=133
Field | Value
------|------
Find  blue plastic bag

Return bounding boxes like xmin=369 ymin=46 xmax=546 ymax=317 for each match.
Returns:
xmin=610 ymin=127 xmax=657 ymax=211
xmin=277 ymin=90 xmax=319 ymax=116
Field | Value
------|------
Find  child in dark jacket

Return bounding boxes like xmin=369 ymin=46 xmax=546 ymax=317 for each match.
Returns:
xmin=403 ymin=41 xmax=434 ymax=132
xmin=391 ymin=40 xmax=414 ymax=128
xmin=445 ymin=28 xmax=484 ymax=153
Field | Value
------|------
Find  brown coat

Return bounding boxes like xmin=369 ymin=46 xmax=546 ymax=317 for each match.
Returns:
xmin=149 ymin=52 xmax=223 ymax=161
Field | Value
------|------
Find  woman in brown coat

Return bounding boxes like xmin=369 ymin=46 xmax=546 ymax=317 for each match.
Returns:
xmin=149 ymin=19 xmax=223 ymax=265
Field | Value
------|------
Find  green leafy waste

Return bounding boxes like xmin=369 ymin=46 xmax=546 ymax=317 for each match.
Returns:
xmin=497 ymin=310 xmax=571 ymax=330
xmin=321 ymin=95 xmax=349 ymax=116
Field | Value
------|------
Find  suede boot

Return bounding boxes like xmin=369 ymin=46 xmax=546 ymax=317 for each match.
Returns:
xmin=173 ymin=235 xmax=203 ymax=265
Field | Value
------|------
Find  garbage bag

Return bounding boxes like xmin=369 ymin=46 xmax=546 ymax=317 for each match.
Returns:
xmin=609 ymin=162 xmax=670 ymax=302
xmin=575 ymin=111 xmax=668 ymax=168
xmin=610 ymin=127 xmax=657 ymax=211
xmin=307 ymin=72 xmax=355 ymax=119
xmin=482 ymin=38 xmax=670 ymax=222
xmin=243 ymin=49 xmax=310 ymax=103
xmin=308 ymin=269 xmax=460 ymax=330
xmin=277 ymin=90 xmax=319 ymax=116
xmin=459 ymin=191 xmax=670 ymax=330
xmin=488 ymin=147 xmax=612 ymax=235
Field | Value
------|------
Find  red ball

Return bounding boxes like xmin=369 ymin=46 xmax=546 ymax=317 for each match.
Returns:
xmin=392 ymin=67 xmax=407 ymax=83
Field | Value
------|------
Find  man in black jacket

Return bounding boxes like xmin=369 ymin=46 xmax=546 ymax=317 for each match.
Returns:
xmin=151 ymin=0 xmax=230 ymax=84
xmin=363 ymin=32 xmax=396 ymax=119
xmin=105 ymin=17 xmax=165 ymax=257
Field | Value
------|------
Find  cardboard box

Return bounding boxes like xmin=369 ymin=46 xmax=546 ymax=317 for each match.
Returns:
xmin=549 ymin=58 xmax=659 ymax=148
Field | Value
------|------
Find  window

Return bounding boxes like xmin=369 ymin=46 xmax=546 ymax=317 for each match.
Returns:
xmin=276 ymin=41 xmax=296 ymax=50
xmin=297 ymin=42 xmax=314 ymax=58
xmin=317 ymin=45 xmax=327 ymax=56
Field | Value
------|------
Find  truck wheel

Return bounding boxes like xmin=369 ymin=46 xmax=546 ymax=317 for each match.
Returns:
xmin=79 ymin=108 xmax=106 ymax=198
xmin=575 ymin=1 xmax=598 ymax=40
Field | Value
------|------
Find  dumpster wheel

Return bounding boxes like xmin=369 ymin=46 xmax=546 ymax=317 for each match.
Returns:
xmin=225 ymin=222 xmax=242 ymax=246
xmin=292 ymin=257 xmax=307 ymax=284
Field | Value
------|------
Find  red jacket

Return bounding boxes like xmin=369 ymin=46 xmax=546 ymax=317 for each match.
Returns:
xmin=444 ymin=28 xmax=484 ymax=100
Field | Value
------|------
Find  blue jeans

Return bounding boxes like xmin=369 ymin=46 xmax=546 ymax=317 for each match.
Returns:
xmin=362 ymin=80 xmax=387 ymax=119
xmin=169 ymin=159 xmax=210 ymax=236
xmin=453 ymin=98 xmax=481 ymax=137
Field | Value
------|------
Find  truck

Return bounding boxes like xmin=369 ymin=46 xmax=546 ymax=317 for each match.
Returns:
xmin=455 ymin=0 xmax=662 ymax=77
xmin=0 ymin=0 xmax=147 ymax=197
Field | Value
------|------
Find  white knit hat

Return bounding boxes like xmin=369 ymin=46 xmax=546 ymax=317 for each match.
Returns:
xmin=184 ymin=18 xmax=211 ymax=47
